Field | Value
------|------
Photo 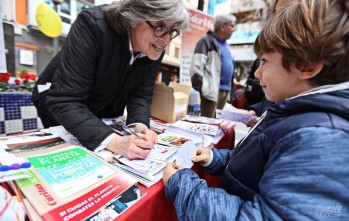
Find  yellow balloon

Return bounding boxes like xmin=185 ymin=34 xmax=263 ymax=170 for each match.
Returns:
xmin=36 ymin=3 xmax=63 ymax=38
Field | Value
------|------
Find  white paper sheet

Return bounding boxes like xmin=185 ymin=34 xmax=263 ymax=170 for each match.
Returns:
xmin=175 ymin=142 xmax=197 ymax=168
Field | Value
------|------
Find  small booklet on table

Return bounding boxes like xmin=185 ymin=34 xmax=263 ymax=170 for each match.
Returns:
xmin=113 ymin=144 xmax=178 ymax=184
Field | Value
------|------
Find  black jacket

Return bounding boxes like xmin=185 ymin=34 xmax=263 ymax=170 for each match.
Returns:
xmin=32 ymin=6 xmax=163 ymax=150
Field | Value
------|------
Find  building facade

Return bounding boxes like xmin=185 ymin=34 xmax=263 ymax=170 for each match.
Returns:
xmin=1 ymin=0 xmax=273 ymax=82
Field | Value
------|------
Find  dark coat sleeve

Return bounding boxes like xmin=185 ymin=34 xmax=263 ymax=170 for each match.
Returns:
xmin=45 ymin=10 xmax=115 ymax=149
xmin=126 ymin=55 xmax=163 ymax=127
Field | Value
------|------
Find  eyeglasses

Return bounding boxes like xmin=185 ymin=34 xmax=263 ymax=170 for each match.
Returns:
xmin=146 ymin=21 xmax=180 ymax=40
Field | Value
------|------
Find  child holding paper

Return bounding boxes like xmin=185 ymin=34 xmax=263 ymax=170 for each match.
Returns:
xmin=163 ymin=0 xmax=349 ymax=220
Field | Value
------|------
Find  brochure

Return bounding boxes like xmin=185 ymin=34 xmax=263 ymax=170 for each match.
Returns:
xmin=216 ymin=109 xmax=257 ymax=125
xmin=115 ymin=144 xmax=177 ymax=181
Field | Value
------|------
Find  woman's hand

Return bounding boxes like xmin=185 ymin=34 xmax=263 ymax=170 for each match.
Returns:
xmin=106 ymin=134 xmax=153 ymax=160
xmin=163 ymin=163 xmax=183 ymax=186
xmin=192 ymin=147 xmax=211 ymax=165
xmin=134 ymin=123 xmax=158 ymax=144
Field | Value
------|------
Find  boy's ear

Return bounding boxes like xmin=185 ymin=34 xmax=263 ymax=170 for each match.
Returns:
xmin=299 ymin=62 xmax=324 ymax=79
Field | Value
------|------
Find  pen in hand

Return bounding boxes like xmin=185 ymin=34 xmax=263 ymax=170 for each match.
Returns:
xmin=121 ymin=125 xmax=144 ymax=140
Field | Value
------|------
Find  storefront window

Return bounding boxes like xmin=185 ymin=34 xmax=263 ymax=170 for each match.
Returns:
xmin=43 ymin=0 xmax=71 ymax=24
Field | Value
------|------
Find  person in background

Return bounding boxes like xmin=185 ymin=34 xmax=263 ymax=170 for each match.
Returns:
xmin=32 ymin=0 xmax=189 ymax=160
xmin=190 ymin=14 xmax=237 ymax=118
xmin=163 ymin=0 xmax=349 ymax=220
xmin=245 ymin=58 xmax=265 ymax=106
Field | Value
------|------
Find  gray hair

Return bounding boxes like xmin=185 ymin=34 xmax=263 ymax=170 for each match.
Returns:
xmin=104 ymin=0 xmax=189 ymax=34
xmin=214 ymin=14 xmax=236 ymax=31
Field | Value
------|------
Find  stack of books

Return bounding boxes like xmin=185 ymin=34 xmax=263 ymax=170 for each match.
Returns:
xmin=108 ymin=144 xmax=178 ymax=188
xmin=0 ymin=131 xmax=145 ymax=221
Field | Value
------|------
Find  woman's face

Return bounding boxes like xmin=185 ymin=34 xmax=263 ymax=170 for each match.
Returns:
xmin=130 ymin=21 xmax=178 ymax=60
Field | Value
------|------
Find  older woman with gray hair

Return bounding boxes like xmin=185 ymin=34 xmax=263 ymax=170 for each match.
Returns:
xmin=32 ymin=0 xmax=189 ymax=159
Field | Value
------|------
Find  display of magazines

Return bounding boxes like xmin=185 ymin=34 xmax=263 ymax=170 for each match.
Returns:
xmin=12 ymin=145 xmax=137 ymax=221
xmin=0 ymin=131 xmax=69 ymax=182
xmin=14 ymin=183 xmax=147 ymax=221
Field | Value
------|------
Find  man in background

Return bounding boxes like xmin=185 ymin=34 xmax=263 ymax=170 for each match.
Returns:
xmin=190 ymin=14 xmax=237 ymax=118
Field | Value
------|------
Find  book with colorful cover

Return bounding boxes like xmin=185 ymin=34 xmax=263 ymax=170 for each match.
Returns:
xmin=13 ymin=183 xmax=147 ymax=221
xmin=109 ymin=144 xmax=177 ymax=188
xmin=95 ymin=149 xmax=159 ymax=188
xmin=15 ymin=146 xmax=137 ymax=221
xmin=115 ymin=144 xmax=177 ymax=180
xmin=0 ymin=131 xmax=69 ymax=182
xmin=0 ymin=131 xmax=66 ymax=152
xmin=86 ymin=184 xmax=146 ymax=221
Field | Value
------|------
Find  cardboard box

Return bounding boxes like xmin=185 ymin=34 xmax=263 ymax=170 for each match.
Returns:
xmin=150 ymin=82 xmax=192 ymax=123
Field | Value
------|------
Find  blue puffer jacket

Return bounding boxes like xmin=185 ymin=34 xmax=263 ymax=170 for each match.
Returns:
xmin=165 ymin=82 xmax=349 ymax=220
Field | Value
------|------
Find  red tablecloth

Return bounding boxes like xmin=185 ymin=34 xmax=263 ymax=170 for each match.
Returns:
xmin=1 ymin=129 xmax=235 ymax=221
xmin=117 ymin=182 xmax=177 ymax=221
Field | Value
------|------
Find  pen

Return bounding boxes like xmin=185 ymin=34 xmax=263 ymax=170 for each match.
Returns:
xmin=121 ymin=125 xmax=144 ymax=139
